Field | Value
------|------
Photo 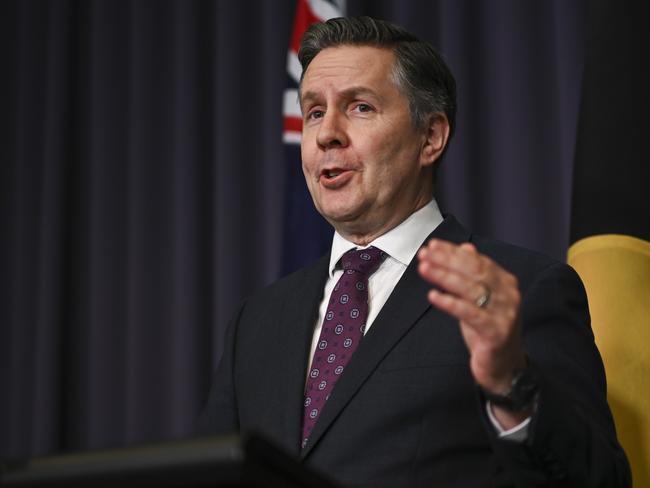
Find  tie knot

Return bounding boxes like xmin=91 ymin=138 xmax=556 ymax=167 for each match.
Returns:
xmin=340 ymin=246 xmax=387 ymax=276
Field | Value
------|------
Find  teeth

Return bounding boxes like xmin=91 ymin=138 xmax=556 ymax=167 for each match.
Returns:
xmin=328 ymin=171 xmax=341 ymax=178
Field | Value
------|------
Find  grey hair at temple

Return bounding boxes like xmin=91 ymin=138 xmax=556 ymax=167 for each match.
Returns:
xmin=298 ymin=16 xmax=457 ymax=139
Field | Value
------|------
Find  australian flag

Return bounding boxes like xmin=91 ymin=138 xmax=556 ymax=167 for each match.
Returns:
xmin=281 ymin=0 xmax=345 ymax=276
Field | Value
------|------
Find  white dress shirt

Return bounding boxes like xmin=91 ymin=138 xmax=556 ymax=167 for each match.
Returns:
xmin=308 ymin=198 xmax=530 ymax=441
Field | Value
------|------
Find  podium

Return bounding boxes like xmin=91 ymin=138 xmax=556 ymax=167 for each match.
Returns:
xmin=0 ymin=433 xmax=339 ymax=487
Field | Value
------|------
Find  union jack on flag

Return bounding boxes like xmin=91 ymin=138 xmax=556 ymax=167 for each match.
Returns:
xmin=281 ymin=0 xmax=345 ymax=275
xmin=283 ymin=0 xmax=345 ymax=144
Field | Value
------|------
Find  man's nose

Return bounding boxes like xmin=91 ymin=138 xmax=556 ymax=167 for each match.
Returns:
xmin=316 ymin=110 xmax=349 ymax=149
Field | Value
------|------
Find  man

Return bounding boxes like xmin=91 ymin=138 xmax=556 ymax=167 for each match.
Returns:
xmin=200 ymin=16 xmax=630 ymax=487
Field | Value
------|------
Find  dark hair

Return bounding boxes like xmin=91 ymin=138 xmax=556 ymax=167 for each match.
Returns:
xmin=298 ymin=16 xmax=457 ymax=138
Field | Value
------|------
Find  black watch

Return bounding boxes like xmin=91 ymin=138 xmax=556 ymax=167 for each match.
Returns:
xmin=481 ymin=360 xmax=540 ymax=412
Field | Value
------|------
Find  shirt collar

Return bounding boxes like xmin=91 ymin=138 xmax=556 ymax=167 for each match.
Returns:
xmin=328 ymin=199 xmax=444 ymax=277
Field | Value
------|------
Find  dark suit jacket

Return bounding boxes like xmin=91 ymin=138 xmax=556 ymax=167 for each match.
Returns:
xmin=199 ymin=216 xmax=630 ymax=487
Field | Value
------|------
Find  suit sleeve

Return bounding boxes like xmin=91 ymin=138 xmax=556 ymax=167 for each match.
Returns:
xmin=485 ymin=262 xmax=631 ymax=487
xmin=195 ymin=301 xmax=244 ymax=436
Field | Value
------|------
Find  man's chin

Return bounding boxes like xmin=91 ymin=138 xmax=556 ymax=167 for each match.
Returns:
xmin=319 ymin=206 xmax=361 ymax=226
xmin=321 ymin=210 xmax=376 ymax=238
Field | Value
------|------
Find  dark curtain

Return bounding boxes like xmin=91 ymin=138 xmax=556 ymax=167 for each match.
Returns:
xmin=0 ymin=0 xmax=586 ymax=460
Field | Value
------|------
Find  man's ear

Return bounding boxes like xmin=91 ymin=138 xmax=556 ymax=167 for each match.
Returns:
xmin=420 ymin=113 xmax=450 ymax=167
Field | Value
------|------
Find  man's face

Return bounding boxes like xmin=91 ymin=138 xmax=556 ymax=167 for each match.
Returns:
xmin=300 ymin=45 xmax=443 ymax=244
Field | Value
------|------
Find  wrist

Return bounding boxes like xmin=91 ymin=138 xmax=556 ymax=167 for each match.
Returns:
xmin=479 ymin=356 xmax=540 ymax=413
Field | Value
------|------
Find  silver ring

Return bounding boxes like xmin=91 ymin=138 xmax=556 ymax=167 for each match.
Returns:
xmin=476 ymin=283 xmax=491 ymax=309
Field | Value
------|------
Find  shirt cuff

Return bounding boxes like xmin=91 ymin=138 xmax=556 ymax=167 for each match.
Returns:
xmin=485 ymin=401 xmax=531 ymax=443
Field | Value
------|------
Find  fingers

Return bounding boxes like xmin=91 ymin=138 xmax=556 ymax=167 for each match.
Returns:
xmin=417 ymin=238 xmax=521 ymax=328
xmin=418 ymin=239 xmax=483 ymax=280
xmin=418 ymin=257 xmax=490 ymax=307
xmin=426 ymin=288 xmax=489 ymax=327
xmin=418 ymin=238 xmax=525 ymax=394
xmin=417 ymin=239 xmax=493 ymax=307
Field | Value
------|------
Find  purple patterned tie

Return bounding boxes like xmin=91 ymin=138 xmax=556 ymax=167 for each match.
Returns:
xmin=301 ymin=246 xmax=387 ymax=449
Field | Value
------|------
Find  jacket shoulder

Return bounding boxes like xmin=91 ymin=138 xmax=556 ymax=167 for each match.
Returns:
xmin=468 ymin=233 xmax=581 ymax=292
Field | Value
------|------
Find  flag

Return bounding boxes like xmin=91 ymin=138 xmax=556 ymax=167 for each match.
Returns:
xmin=568 ymin=0 xmax=650 ymax=482
xmin=281 ymin=0 xmax=345 ymax=276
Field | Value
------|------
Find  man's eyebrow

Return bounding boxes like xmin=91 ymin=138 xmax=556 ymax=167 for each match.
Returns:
xmin=340 ymin=86 xmax=380 ymax=100
xmin=300 ymin=86 xmax=380 ymax=107
xmin=300 ymin=90 xmax=320 ymax=107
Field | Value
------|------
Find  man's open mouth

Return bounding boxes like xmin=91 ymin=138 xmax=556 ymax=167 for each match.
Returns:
xmin=322 ymin=168 xmax=347 ymax=180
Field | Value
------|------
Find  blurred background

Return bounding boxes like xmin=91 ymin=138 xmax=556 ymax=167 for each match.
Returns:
xmin=1 ymin=0 xmax=589 ymax=460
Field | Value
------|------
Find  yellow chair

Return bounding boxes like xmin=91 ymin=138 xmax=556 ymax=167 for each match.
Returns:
xmin=569 ymin=234 xmax=650 ymax=485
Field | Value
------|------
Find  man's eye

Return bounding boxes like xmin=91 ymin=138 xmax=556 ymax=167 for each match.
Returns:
xmin=354 ymin=103 xmax=373 ymax=113
xmin=308 ymin=110 xmax=325 ymax=120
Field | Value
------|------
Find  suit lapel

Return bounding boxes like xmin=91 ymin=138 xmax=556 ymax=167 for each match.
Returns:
xmin=275 ymin=255 xmax=330 ymax=455
xmin=301 ymin=215 xmax=470 ymax=458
